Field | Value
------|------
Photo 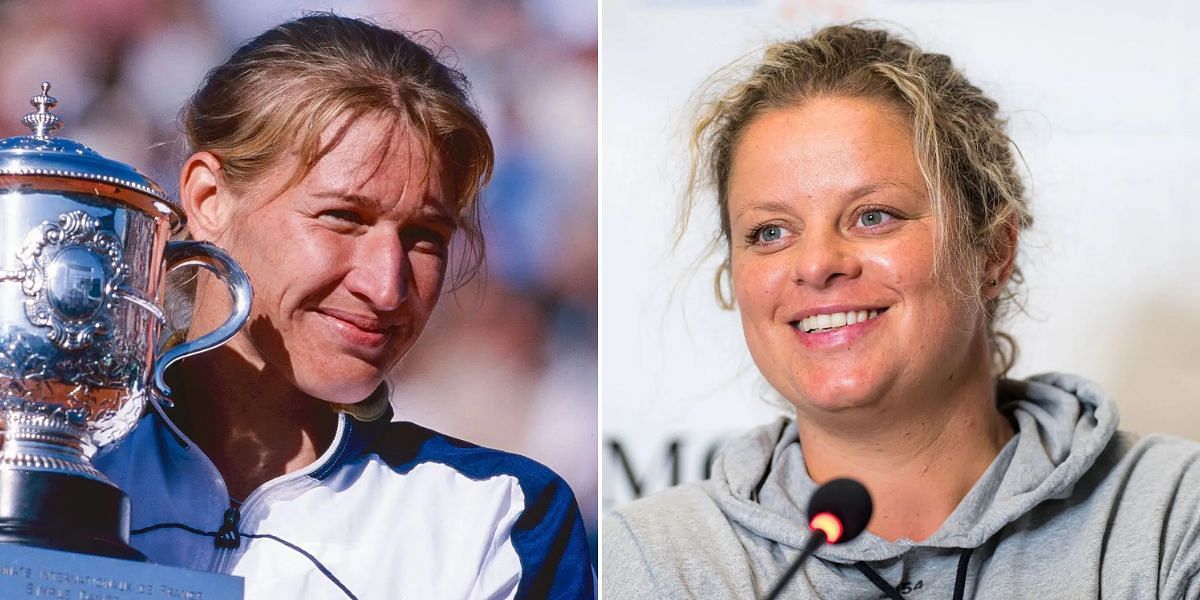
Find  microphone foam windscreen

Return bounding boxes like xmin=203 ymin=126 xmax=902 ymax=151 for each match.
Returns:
xmin=807 ymin=478 xmax=873 ymax=544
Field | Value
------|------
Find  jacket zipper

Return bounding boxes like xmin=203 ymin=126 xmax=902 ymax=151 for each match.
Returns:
xmin=202 ymin=414 xmax=352 ymax=574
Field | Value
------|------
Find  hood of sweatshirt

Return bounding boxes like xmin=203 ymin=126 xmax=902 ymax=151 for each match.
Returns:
xmin=704 ymin=372 xmax=1118 ymax=564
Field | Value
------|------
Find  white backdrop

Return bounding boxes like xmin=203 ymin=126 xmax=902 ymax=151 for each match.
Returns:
xmin=601 ymin=0 xmax=1200 ymax=510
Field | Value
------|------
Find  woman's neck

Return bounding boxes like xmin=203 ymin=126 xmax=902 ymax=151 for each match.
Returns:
xmin=165 ymin=347 xmax=338 ymax=502
xmin=796 ymin=366 xmax=1014 ymax=543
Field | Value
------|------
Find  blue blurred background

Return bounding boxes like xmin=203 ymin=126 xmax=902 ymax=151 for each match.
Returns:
xmin=0 ymin=0 xmax=597 ymax=562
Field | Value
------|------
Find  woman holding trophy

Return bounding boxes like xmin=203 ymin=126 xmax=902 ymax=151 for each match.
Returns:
xmin=95 ymin=13 xmax=593 ymax=599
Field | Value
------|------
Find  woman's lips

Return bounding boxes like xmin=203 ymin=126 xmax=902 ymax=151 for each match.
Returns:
xmin=790 ymin=308 xmax=887 ymax=349
xmin=316 ymin=310 xmax=392 ymax=348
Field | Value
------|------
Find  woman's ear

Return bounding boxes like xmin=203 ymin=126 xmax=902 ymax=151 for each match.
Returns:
xmin=983 ymin=214 xmax=1020 ymax=300
xmin=179 ymin=151 xmax=235 ymax=242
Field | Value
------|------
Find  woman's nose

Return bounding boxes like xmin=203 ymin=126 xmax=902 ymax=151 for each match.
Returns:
xmin=791 ymin=227 xmax=861 ymax=289
xmin=344 ymin=229 xmax=410 ymax=311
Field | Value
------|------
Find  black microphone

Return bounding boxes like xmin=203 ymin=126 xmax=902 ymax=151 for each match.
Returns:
xmin=763 ymin=478 xmax=873 ymax=600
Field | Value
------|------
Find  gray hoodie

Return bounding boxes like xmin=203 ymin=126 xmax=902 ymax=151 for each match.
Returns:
xmin=603 ymin=374 xmax=1200 ymax=598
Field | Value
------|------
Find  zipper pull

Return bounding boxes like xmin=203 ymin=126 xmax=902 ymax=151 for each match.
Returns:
xmin=215 ymin=505 xmax=241 ymax=549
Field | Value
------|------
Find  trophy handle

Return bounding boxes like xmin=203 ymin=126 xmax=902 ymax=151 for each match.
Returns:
xmin=151 ymin=241 xmax=253 ymax=397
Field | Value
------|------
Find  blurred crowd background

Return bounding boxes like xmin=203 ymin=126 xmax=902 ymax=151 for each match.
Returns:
xmin=0 ymin=0 xmax=597 ymax=559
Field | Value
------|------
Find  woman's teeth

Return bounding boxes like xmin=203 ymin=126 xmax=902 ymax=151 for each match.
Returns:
xmin=798 ymin=309 xmax=881 ymax=333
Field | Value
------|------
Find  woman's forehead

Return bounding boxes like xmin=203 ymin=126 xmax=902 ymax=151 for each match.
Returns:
xmin=727 ymin=98 xmax=924 ymax=208
xmin=233 ymin=115 xmax=451 ymax=217
xmin=310 ymin=128 xmax=447 ymax=205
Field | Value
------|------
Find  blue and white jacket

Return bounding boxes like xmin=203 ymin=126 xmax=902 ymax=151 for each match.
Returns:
xmin=95 ymin=406 xmax=594 ymax=599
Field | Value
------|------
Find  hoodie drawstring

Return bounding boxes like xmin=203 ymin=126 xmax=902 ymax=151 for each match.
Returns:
xmin=855 ymin=547 xmax=973 ymax=600
xmin=952 ymin=547 xmax=972 ymax=600
xmin=854 ymin=562 xmax=905 ymax=600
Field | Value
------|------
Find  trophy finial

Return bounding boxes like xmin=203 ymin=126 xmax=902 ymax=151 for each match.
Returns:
xmin=21 ymin=81 xmax=62 ymax=139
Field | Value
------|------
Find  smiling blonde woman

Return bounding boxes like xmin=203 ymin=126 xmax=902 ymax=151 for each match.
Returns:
xmin=95 ymin=13 xmax=593 ymax=599
xmin=603 ymin=24 xmax=1200 ymax=599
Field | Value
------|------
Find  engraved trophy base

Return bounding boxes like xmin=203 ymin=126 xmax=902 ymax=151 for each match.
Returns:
xmin=0 ymin=544 xmax=244 ymax=599
xmin=0 ymin=471 xmax=245 ymax=598
xmin=0 ymin=469 xmax=143 ymax=560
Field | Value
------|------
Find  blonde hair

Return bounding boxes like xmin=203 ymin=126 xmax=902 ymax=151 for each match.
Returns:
xmin=686 ymin=24 xmax=1031 ymax=374
xmin=183 ymin=12 xmax=494 ymax=281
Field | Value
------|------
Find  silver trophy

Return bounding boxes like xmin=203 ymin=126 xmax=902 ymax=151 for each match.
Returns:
xmin=0 ymin=83 xmax=252 ymax=559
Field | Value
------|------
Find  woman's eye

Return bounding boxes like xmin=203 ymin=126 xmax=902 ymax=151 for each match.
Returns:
xmin=743 ymin=223 xmax=788 ymax=247
xmin=757 ymin=225 xmax=783 ymax=243
xmin=320 ymin=210 xmax=364 ymax=225
xmin=858 ymin=209 xmax=893 ymax=227
xmin=404 ymin=227 xmax=450 ymax=253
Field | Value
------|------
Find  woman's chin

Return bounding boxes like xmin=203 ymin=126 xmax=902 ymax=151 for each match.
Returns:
xmin=786 ymin=375 xmax=894 ymax=415
xmin=295 ymin=369 xmax=387 ymax=405
xmin=277 ymin=345 xmax=398 ymax=401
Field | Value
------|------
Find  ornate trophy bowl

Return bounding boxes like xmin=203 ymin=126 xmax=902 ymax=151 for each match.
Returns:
xmin=0 ymin=83 xmax=252 ymax=560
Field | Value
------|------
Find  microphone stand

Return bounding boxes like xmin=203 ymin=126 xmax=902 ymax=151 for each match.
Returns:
xmin=764 ymin=529 xmax=827 ymax=600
